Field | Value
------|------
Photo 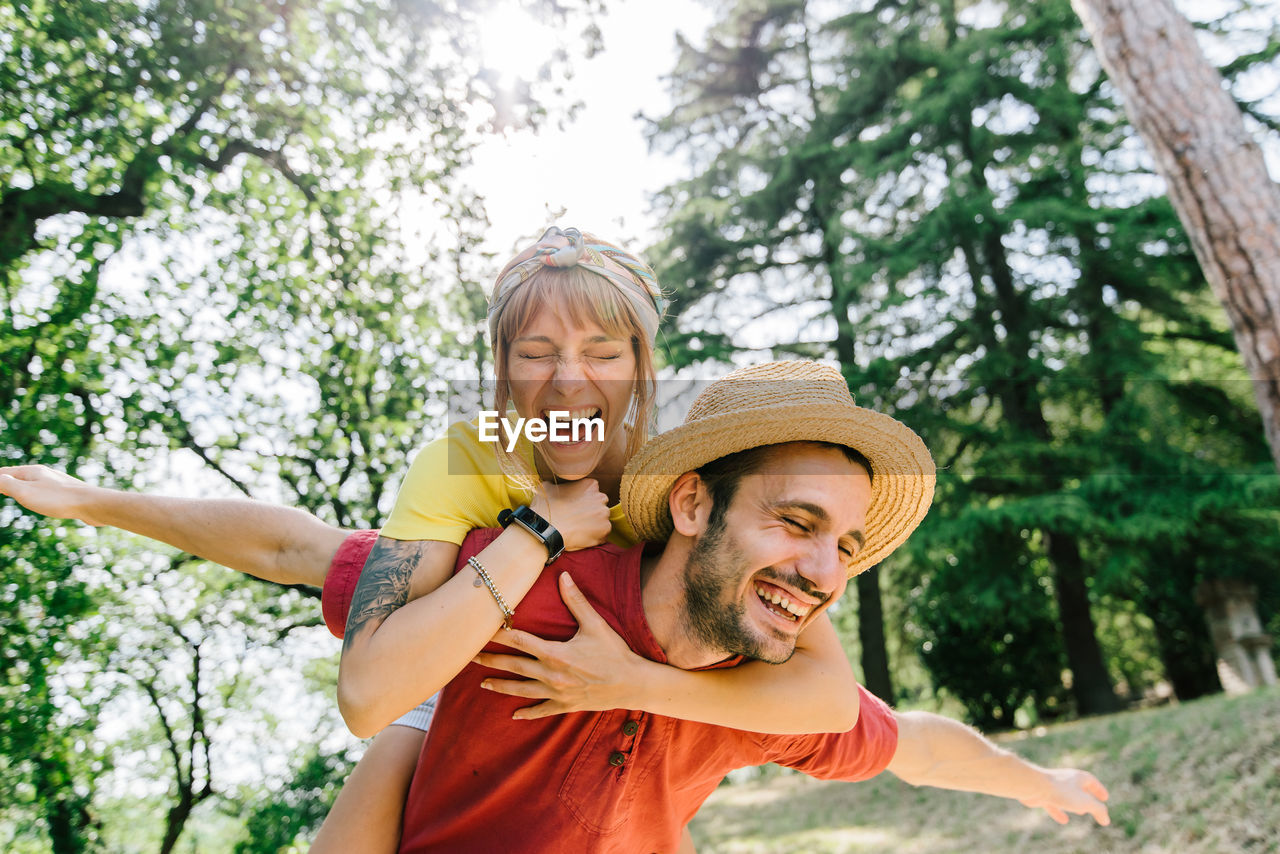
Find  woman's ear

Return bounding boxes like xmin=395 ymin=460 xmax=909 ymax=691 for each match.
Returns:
xmin=668 ymin=471 xmax=708 ymax=537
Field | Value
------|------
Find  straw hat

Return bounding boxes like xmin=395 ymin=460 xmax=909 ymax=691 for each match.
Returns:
xmin=621 ymin=361 xmax=935 ymax=576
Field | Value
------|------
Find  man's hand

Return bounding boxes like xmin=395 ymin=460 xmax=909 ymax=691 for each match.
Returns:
xmin=529 ymin=479 xmax=611 ymax=552
xmin=888 ymin=710 xmax=1111 ymax=827
xmin=475 ymin=572 xmax=655 ymax=717
xmin=1018 ymin=767 xmax=1111 ymax=826
xmin=0 ymin=464 xmax=101 ymax=525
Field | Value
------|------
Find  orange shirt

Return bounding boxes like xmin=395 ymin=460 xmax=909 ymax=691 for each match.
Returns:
xmin=329 ymin=528 xmax=899 ymax=853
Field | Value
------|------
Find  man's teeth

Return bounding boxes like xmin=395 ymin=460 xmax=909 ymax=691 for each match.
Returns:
xmin=755 ymin=584 xmax=809 ymax=621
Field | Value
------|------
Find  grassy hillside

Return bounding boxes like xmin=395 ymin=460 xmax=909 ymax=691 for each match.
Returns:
xmin=689 ymin=687 xmax=1279 ymax=853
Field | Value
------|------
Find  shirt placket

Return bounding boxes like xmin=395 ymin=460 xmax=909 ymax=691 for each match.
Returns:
xmin=606 ymin=712 xmax=645 ymax=778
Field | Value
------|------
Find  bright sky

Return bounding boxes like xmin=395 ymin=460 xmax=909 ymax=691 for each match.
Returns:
xmin=467 ymin=0 xmax=714 ymax=255
xmin=466 ymin=0 xmax=1279 ymax=266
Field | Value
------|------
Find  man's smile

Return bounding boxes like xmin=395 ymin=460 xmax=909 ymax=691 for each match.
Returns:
xmin=753 ymin=580 xmax=814 ymax=622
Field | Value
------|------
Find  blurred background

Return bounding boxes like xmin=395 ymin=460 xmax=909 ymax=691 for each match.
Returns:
xmin=2 ymin=0 xmax=1278 ymax=851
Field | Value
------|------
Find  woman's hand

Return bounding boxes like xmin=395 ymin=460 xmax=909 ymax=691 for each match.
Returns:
xmin=529 ymin=479 xmax=611 ymax=552
xmin=474 ymin=572 xmax=657 ymax=717
xmin=0 ymin=464 xmax=100 ymax=524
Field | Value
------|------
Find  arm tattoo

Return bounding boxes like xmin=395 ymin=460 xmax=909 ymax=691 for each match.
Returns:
xmin=343 ymin=538 xmax=424 ymax=652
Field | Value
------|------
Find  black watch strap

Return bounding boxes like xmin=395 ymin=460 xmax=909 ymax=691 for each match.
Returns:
xmin=498 ymin=505 xmax=565 ymax=565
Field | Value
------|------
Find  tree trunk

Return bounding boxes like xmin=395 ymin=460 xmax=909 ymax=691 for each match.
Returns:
xmin=158 ymin=792 xmax=193 ymax=854
xmin=33 ymin=755 xmax=96 ymax=854
xmin=1145 ymin=595 xmax=1222 ymax=701
xmin=958 ymin=228 xmax=1123 ymax=717
xmin=1140 ymin=546 xmax=1223 ymax=700
xmin=1071 ymin=0 xmax=1280 ymax=471
xmin=1045 ymin=533 xmax=1123 ymax=714
xmin=856 ymin=566 xmax=894 ymax=701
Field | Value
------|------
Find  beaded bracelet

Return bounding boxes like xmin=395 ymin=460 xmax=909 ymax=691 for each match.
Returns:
xmin=467 ymin=556 xmax=514 ymax=630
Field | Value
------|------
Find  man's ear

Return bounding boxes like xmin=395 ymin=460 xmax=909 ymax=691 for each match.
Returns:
xmin=668 ymin=471 xmax=708 ymax=537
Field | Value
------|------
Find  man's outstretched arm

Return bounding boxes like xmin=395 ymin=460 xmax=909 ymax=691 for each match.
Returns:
xmin=0 ymin=464 xmax=345 ymax=588
xmin=887 ymin=710 xmax=1111 ymax=826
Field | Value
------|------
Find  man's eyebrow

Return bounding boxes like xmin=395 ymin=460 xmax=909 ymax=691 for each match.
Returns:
xmin=776 ymin=500 xmax=865 ymax=547
xmin=775 ymin=500 xmax=830 ymax=521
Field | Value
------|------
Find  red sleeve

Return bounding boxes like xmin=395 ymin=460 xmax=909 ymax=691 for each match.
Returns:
xmin=321 ymin=529 xmax=380 ymax=639
xmin=320 ymin=528 xmax=500 ymax=638
xmin=756 ymin=684 xmax=899 ymax=781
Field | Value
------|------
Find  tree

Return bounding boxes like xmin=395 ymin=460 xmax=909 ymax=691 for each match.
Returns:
xmin=648 ymin=0 xmax=1278 ymax=720
xmin=1071 ymin=0 xmax=1280 ymax=471
xmin=89 ymin=551 xmax=331 ymax=854
xmin=649 ymin=0 xmax=905 ymax=700
xmin=908 ymin=524 xmax=1067 ymax=729
xmin=650 ymin=0 xmax=1124 ymax=714
xmin=233 ymin=750 xmax=354 ymax=854
xmin=1 ymin=0 xmax=598 ymax=846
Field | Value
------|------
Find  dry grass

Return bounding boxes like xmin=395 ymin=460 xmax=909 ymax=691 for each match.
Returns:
xmin=689 ymin=687 xmax=1280 ymax=854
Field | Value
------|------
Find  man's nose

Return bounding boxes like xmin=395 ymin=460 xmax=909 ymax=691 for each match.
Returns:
xmin=798 ymin=542 xmax=848 ymax=598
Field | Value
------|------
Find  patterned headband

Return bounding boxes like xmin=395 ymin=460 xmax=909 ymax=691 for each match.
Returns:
xmin=487 ymin=226 xmax=667 ymax=346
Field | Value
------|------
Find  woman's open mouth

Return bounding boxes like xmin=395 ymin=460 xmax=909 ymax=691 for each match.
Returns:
xmin=544 ymin=408 xmax=604 ymax=445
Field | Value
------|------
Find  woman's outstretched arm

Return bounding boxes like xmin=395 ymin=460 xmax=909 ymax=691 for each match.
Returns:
xmin=0 ymin=464 xmax=344 ymax=587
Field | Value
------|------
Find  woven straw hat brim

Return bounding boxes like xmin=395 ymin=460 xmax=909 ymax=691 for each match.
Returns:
xmin=621 ymin=402 xmax=935 ymax=576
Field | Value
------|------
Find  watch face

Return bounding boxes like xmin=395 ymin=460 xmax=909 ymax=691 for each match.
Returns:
xmin=515 ymin=506 xmax=551 ymax=537
xmin=502 ymin=505 xmax=563 ymax=564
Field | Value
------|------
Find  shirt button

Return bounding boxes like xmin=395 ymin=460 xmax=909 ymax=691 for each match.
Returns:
xmin=622 ymin=720 xmax=639 ymax=736
xmin=608 ymin=751 xmax=626 ymax=767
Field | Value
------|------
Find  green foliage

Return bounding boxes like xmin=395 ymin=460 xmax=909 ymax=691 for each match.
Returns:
xmin=234 ymin=750 xmax=354 ymax=853
xmin=648 ymin=0 xmax=1280 ymax=722
xmin=908 ymin=525 xmax=1067 ymax=730
xmin=1 ymin=0 xmax=600 ymax=847
xmin=0 ymin=475 xmax=103 ymax=852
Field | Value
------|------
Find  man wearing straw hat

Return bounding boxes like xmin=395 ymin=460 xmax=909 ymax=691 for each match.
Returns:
xmin=320 ymin=359 xmax=1110 ymax=851
xmin=0 ymin=360 xmax=1110 ymax=850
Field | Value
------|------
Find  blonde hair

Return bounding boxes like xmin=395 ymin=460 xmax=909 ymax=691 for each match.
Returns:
xmin=492 ymin=265 xmax=657 ymax=473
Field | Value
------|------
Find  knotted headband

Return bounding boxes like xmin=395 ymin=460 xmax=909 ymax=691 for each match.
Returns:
xmin=487 ymin=226 xmax=667 ymax=346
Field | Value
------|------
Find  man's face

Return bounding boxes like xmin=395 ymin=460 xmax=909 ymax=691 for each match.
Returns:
xmin=680 ymin=443 xmax=872 ymax=664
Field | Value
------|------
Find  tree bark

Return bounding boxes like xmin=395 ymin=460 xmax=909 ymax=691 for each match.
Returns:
xmin=1071 ymin=0 xmax=1280 ymax=471
xmin=855 ymin=567 xmax=894 ymax=701
xmin=1045 ymin=533 xmax=1123 ymax=714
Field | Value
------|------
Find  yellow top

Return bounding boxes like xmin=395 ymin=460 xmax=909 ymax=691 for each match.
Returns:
xmin=380 ymin=416 xmax=637 ymax=547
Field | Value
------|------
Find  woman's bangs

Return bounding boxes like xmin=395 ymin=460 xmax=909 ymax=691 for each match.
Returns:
xmin=501 ymin=267 xmax=641 ymax=343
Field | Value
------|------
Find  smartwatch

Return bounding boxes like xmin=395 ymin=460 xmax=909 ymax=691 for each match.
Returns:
xmin=498 ymin=505 xmax=565 ymax=565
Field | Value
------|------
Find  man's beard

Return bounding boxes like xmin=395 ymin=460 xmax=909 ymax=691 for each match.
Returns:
xmin=681 ymin=517 xmax=799 ymax=665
